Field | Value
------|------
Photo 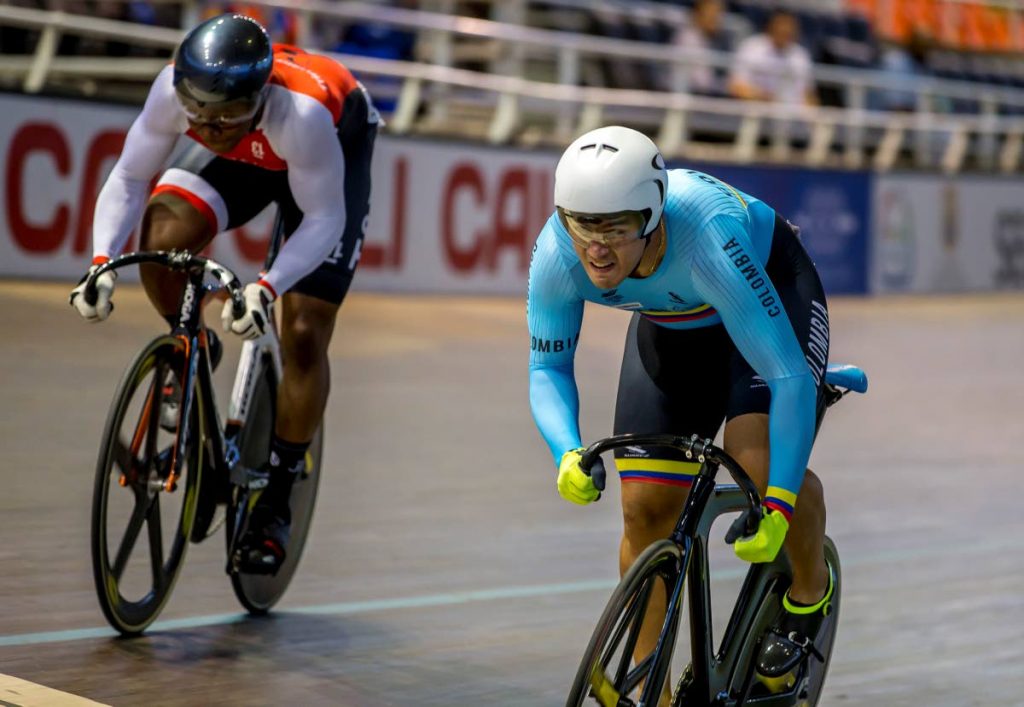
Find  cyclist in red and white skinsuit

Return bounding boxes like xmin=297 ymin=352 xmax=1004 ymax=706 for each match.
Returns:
xmin=70 ymin=14 xmax=379 ymax=573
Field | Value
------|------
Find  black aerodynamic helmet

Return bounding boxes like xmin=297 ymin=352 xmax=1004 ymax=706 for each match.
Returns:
xmin=173 ymin=14 xmax=273 ymax=107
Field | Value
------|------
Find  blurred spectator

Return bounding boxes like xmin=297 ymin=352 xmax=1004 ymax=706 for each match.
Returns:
xmin=672 ymin=0 xmax=731 ymax=96
xmin=200 ymin=3 xmax=298 ymax=44
xmin=2 ymin=0 xmax=180 ymax=55
xmin=729 ymin=10 xmax=817 ymax=106
xmin=870 ymin=30 xmax=932 ymax=112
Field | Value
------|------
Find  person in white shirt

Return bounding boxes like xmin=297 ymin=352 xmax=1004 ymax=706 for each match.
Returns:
xmin=729 ymin=10 xmax=817 ymax=106
xmin=672 ymin=0 xmax=731 ymax=96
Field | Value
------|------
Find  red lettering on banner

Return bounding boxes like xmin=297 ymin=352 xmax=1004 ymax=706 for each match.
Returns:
xmin=534 ymin=168 xmax=552 ymax=235
xmin=74 ymin=130 xmax=127 ymax=255
xmin=6 ymin=123 xmax=71 ymax=253
xmin=443 ymin=163 xmax=486 ymax=271
xmin=363 ymin=156 xmax=406 ymax=269
xmin=488 ymin=167 xmax=531 ymax=271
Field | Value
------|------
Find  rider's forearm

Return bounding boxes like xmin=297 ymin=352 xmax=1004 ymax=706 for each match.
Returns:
xmin=764 ymin=372 xmax=817 ymax=520
xmin=529 ymin=363 xmax=583 ymax=465
xmin=261 ymin=213 xmax=345 ymax=296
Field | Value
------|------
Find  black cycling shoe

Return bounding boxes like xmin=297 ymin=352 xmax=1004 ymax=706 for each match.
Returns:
xmin=236 ymin=490 xmax=292 ymax=576
xmin=756 ymin=565 xmax=835 ymax=690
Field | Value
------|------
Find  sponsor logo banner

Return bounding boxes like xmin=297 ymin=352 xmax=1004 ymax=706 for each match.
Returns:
xmin=694 ymin=163 xmax=871 ymax=295
xmin=0 ymin=92 xmax=870 ymax=297
xmin=0 ymin=93 xmax=553 ymax=293
xmin=872 ymin=175 xmax=1024 ymax=294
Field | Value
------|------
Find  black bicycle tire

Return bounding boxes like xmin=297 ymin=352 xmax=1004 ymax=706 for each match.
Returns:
xmin=724 ymin=537 xmax=842 ymax=706
xmin=228 ymin=366 xmax=324 ymax=614
xmin=90 ymin=335 xmax=201 ymax=636
xmin=567 ymin=539 xmax=683 ymax=707
xmin=795 ymin=537 xmax=842 ymax=707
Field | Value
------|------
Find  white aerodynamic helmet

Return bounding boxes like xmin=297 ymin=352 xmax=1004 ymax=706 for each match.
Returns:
xmin=554 ymin=125 xmax=668 ymax=238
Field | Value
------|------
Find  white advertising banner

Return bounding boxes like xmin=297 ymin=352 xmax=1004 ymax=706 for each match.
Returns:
xmin=0 ymin=92 xmax=558 ymax=294
xmin=872 ymin=174 xmax=1024 ymax=293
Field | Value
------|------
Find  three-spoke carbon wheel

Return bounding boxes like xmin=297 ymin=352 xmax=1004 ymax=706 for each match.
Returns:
xmin=227 ymin=363 xmax=323 ymax=615
xmin=568 ymin=540 xmax=683 ymax=707
xmin=722 ymin=537 xmax=843 ymax=706
xmin=794 ymin=538 xmax=842 ymax=706
xmin=90 ymin=336 xmax=202 ymax=636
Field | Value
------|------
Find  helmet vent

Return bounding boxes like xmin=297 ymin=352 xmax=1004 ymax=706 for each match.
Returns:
xmin=579 ymin=143 xmax=618 ymax=153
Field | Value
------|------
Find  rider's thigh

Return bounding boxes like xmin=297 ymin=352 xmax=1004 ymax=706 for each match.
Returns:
xmin=140 ymin=194 xmax=215 ymax=253
xmin=723 ymin=412 xmax=770 ymax=492
xmin=279 ymin=292 xmax=340 ymax=369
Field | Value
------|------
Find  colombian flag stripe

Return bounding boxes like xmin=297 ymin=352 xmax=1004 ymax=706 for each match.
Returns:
xmin=765 ymin=498 xmax=794 ymax=521
xmin=620 ymin=471 xmax=694 ymax=487
xmin=766 ymin=486 xmax=797 ymax=507
xmin=641 ymin=305 xmax=717 ymax=324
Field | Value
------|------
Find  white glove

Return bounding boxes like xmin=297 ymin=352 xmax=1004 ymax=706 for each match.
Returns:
xmin=69 ymin=263 xmax=117 ymax=322
xmin=221 ymin=281 xmax=275 ymax=340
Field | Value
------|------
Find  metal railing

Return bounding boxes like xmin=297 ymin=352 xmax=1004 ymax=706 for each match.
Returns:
xmin=1 ymin=2 xmax=1022 ymax=173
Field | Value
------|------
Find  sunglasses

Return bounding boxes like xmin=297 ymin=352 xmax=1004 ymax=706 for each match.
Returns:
xmin=177 ymin=92 xmax=264 ymax=129
xmin=561 ymin=209 xmax=645 ymax=248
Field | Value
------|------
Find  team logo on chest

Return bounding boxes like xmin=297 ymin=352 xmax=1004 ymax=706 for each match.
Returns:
xmin=251 ymin=141 xmax=265 ymax=160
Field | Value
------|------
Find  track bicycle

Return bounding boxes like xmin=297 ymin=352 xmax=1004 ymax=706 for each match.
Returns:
xmin=567 ymin=364 xmax=868 ymax=707
xmin=83 ymin=248 xmax=323 ymax=635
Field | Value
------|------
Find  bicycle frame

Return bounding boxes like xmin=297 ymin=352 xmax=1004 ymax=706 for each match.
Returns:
xmin=222 ymin=326 xmax=282 ymax=473
xmin=671 ymin=476 xmax=792 ymax=705
xmin=223 ymin=212 xmax=285 ymax=476
xmin=631 ymin=471 xmax=786 ymax=705
xmin=580 ymin=434 xmax=785 ymax=707
xmin=97 ymin=252 xmax=280 ymax=495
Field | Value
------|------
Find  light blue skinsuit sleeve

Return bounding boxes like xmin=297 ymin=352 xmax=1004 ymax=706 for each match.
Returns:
xmin=527 ymin=223 xmax=585 ymax=466
xmin=691 ymin=213 xmax=817 ymax=519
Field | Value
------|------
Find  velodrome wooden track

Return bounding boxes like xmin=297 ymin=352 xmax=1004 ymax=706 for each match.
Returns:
xmin=1 ymin=281 xmax=1022 ymax=706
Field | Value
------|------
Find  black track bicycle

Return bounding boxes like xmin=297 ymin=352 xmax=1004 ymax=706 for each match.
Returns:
xmin=84 ymin=249 xmax=323 ymax=635
xmin=567 ymin=364 xmax=868 ymax=707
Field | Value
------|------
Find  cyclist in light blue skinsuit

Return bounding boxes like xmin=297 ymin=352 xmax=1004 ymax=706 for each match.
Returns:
xmin=527 ymin=126 xmax=834 ymax=695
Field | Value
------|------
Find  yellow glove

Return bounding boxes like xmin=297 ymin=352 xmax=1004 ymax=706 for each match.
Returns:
xmin=557 ymin=448 xmax=606 ymax=505
xmin=734 ymin=509 xmax=789 ymax=563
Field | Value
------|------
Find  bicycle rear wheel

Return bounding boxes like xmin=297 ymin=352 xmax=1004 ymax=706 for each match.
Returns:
xmin=793 ymin=537 xmax=841 ymax=706
xmin=90 ymin=335 xmax=202 ymax=635
xmin=567 ymin=539 xmax=683 ymax=707
xmin=227 ymin=363 xmax=323 ymax=614
xmin=724 ymin=537 xmax=842 ymax=706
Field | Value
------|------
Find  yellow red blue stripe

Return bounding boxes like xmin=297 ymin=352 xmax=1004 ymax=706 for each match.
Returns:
xmin=640 ymin=304 xmax=717 ymax=324
xmin=765 ymin=486 xmax=797 ymax=520
xmin=617 ymin=458 xmax=699 ymax=487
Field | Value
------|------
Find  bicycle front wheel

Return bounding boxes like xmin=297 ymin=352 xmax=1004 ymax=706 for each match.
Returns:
xmin=90 ymin=335 xmax=203 ymax=635
xmin=567 ymin=539 xmax=683 ymax=707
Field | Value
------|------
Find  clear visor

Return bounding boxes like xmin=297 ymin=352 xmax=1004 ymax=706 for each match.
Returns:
xmin=559 ymin=208 xmax=646 ymax=248
xmin=176 ymin=90 xmax=264 ymax=128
